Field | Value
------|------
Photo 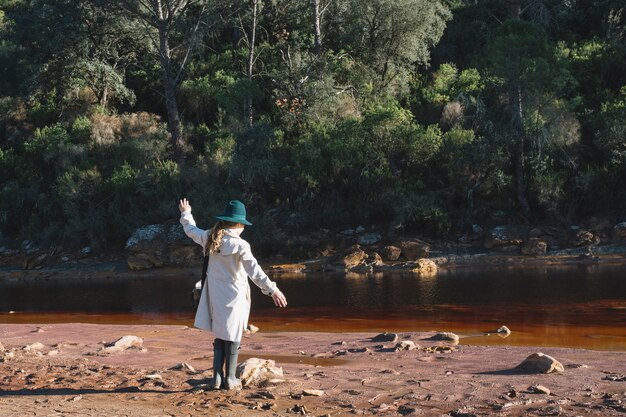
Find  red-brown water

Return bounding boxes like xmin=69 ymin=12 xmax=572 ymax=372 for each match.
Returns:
xmin=1 ymin=265 xmax=625 ymax=350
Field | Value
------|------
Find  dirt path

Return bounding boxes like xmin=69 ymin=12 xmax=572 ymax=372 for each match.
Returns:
xmin=1 ymin=324 xmax=625 ymax=416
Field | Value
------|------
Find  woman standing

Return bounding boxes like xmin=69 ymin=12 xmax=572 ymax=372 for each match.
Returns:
xmin=179 ymin=198 xmax=287 ymax=390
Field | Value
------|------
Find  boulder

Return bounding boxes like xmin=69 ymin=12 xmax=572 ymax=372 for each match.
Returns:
xmin=484 ymin=226 xmax=524 ymax=249
xmin=23 ymin=342 xmax=46 ymax=352
xmin=412 ymin=259 xmax=437 ymax=274
xmin=521 ymin=238 xmax=547 ymax=256
xmin=395 ymin=341 xmax=418 ymax=351
xmin=371 ymin=332 xmax=398 ymax=343
xmin=125 ymin=224 xmax=200 ymax=270
xmin=101 ymin=335 xmax=144 ymax=353
xmin=380 ymin=246 xmax=401 ymax=261
xmin=613 ymin=222 xmax=626 ymax=240
xmin=337 ymin=245 xmax=367 ymax=268
xmin=0 ymin=342 xmax=4 ymax=352
xmin=398 ymin=239 xmax=430 ymax=260
xmin=570 ymin=229 xmax=600 ymax=247
xmin=357 ymin=232 xmax=382 ymax=246
xmin=496 ymin=326 xmax=512 ymax=336
xmin=236 ymin=358 xmax=284 ymax=387
xmin=516 ymin=352 xmax=564 ymax=374
xmin=426 ymin=332 xmax=459 ymax=343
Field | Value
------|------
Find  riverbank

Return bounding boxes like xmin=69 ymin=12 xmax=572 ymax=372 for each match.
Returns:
xmin=0 ymin=324 xmax=625 ymax=416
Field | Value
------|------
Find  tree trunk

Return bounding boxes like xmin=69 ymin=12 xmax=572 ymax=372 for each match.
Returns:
xmin=155 ymin=1 xmax=184 ymax=159
xmin=509 ymin=81 xmax=531 ymax=215
xmin=313 ymin=0 xmax=321 ymax=57
xmin=247 ymin=0 xmax=258 ymax=127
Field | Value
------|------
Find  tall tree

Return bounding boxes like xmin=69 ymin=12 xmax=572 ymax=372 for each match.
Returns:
xmin=110 ymin=0 xmax=208 ymax=159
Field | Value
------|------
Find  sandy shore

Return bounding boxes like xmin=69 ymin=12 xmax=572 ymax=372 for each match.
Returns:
xmin=0 ymin=324 xmax=625 ymax=416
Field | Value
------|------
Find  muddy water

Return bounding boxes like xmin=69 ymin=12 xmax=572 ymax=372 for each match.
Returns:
xmin=1 ymin=264 xmax=625 ymax=350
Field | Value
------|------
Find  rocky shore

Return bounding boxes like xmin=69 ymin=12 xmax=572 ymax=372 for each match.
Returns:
xmin=1 ymin=221 xmax=626 ymax=276
xmin=1 ymin=323 xmax=625 ymax=416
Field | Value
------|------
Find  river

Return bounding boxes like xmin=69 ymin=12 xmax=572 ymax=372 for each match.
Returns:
xmin=1 ymin=264 xmax=625 ymax=350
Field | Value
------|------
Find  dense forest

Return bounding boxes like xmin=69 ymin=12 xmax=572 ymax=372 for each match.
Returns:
xmin=0 ymin=0 xmax=624 ymax=254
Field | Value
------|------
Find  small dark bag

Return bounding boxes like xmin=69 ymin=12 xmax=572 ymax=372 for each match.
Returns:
xmin=192 ymin=254 xmax=209 ymax=310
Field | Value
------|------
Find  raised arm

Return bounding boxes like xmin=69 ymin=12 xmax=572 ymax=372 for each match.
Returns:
xmin=178 ymin=198 xmax=208 ymax=249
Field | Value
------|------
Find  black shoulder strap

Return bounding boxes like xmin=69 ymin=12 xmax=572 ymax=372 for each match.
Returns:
xmin=201 ymin=254 xmax=209 ymax=289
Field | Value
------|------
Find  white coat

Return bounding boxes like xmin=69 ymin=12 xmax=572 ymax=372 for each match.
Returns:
xmin=180 ymin=210 xmax=278 ymax=342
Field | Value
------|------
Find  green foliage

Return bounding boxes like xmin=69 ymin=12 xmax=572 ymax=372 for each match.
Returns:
xmin=0 ymin=0 xmax=625 ymax=250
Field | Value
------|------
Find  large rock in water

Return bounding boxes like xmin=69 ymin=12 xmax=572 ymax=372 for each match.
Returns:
xmin=380 ymin=245 xmax=401 ymax=261
xmin=125 ymin=224 xmax=200 ymax=270
xmin=521 ymin=238 xmax=547 ymax=256
xmin=397 ymin=239 xmax=430 ymax=260
xmin=336 ymin=245 xmax=367 ymax=268
xmin=516 ymin=352 xmax=564 ymax=374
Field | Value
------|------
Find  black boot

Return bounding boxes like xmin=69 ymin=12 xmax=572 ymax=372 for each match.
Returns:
xmin=224 ymin=341 xmax=242 ymax=390
xmin=212 ymin=338 xmax=226 ymax=390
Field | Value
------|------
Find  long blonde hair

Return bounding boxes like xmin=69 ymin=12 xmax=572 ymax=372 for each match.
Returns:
xmin=206 ymin=220 xmax=239 ymax=254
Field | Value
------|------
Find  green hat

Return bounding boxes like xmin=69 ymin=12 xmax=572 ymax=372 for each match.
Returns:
xmin=216 ymin=200 xmax=252 ymax=226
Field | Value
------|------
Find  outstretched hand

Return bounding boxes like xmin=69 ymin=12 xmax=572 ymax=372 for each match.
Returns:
xmin=178 ymin=198 xmax=191 ymax=213
xmin=271 ymin=290 xmax=288 ymax=308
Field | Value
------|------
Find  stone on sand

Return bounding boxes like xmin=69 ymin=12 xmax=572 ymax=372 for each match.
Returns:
xmin=372 ymin=332 xmax=398 ymax=343
xmin=0 ymin=341 xmax=4 ymax=352
xmin=102 ymin=335 xmax=144 ymax=353
xmin=395 ymin=341 xmax=418 ymax=351
xmin=497 ymin=326 xmax=511 ymax=336
xmin=170 ymin=362 xmax=195 ymax=372
xmin=529 ymin=384 xmax=551 ymax=395
xmin=237 ymin=358 xmax=284 ymax=388
xmin=427 ymin=332 xmax=460 ymax=343
xmin=23 ymin=342 xmax=46 ymax=352
xmin=517 ymin=352 xmax=564 ymax=374
xmin=302 ymin=389 xmax=324 ymax=396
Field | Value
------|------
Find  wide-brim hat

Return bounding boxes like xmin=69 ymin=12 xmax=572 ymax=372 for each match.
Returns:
xmin=216 ymin=200 xmax=252 ymax=226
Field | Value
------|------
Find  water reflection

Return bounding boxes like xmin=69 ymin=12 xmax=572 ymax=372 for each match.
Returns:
xmin=1 ymin=264 xmax=625 ymax=350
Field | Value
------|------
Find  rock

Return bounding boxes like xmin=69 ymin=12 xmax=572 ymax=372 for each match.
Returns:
xmin=529 ymin=384 xmax=551 ymax=395
xmin=371 ymin=332 xmax=398 ymax=343
xmin=0 ymin=342 xmax=4 ymax=352
xmin=484 ymin=226 xmax=524 ymax=249
xmin=613 ymin=222 xmax=626 ymax=240
xmin=366 ymin=252 xmax=383 ymax=266
xmin=380 ymin=246 xmax=401 ymax=261
xmin=570 ymin=230 xmax=600 ymax=247
xmin=337 ymin=245 xmax=367 ymax=268
xmin=23 ymin=342 xmax=46 ymax=352
xmin=142 ymin=374 xmax=162 ymax=380
xmin=125 ymin=224 xmax=200 ymax=270
xmin=395 ymin=341 xmax=418 ymax=351
xmin=357 ymin=233 xmax=382 ymax=246
xmin=102 ymin=335 xmax=144 ymax=353
xmin=355 ymin=226 xmax=365 ymax=234
xmin=339 ymin=229 xmax=355 ymax=236
xmin=236 ymin=358 xmax=284 ymax=388
xmin=521 ymin=238 xmax=547 ymax=256
xmin=267 ymin=264 xmax=305 ymax=273
xmin=80 ymin=246 xmax=92 ymax=255
xmin=398 ymin=239 xmax=430 ymax=260
xmin=302 ymin=389 xmax=324 ymax=396
xmin=0 ymin=246 xmax=19 ymax=257
xmin=496 ymin=326 xmax=511 ymax=336
xmin=170 ymin=362 xmax=195 ymax=372
xmin=411 ymin=258 xmax=437 ymax=274
xmin=516 ymin=352 xmax=564 ymax=374
xmin=246 ymin=324 xmax=259 ymax=334
xmin=427 ymin=332 xmax=459 ymax=343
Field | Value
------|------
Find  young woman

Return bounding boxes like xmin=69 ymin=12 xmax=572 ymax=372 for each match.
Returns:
xmin=179 ymin=198 xmax=287 ymax=390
